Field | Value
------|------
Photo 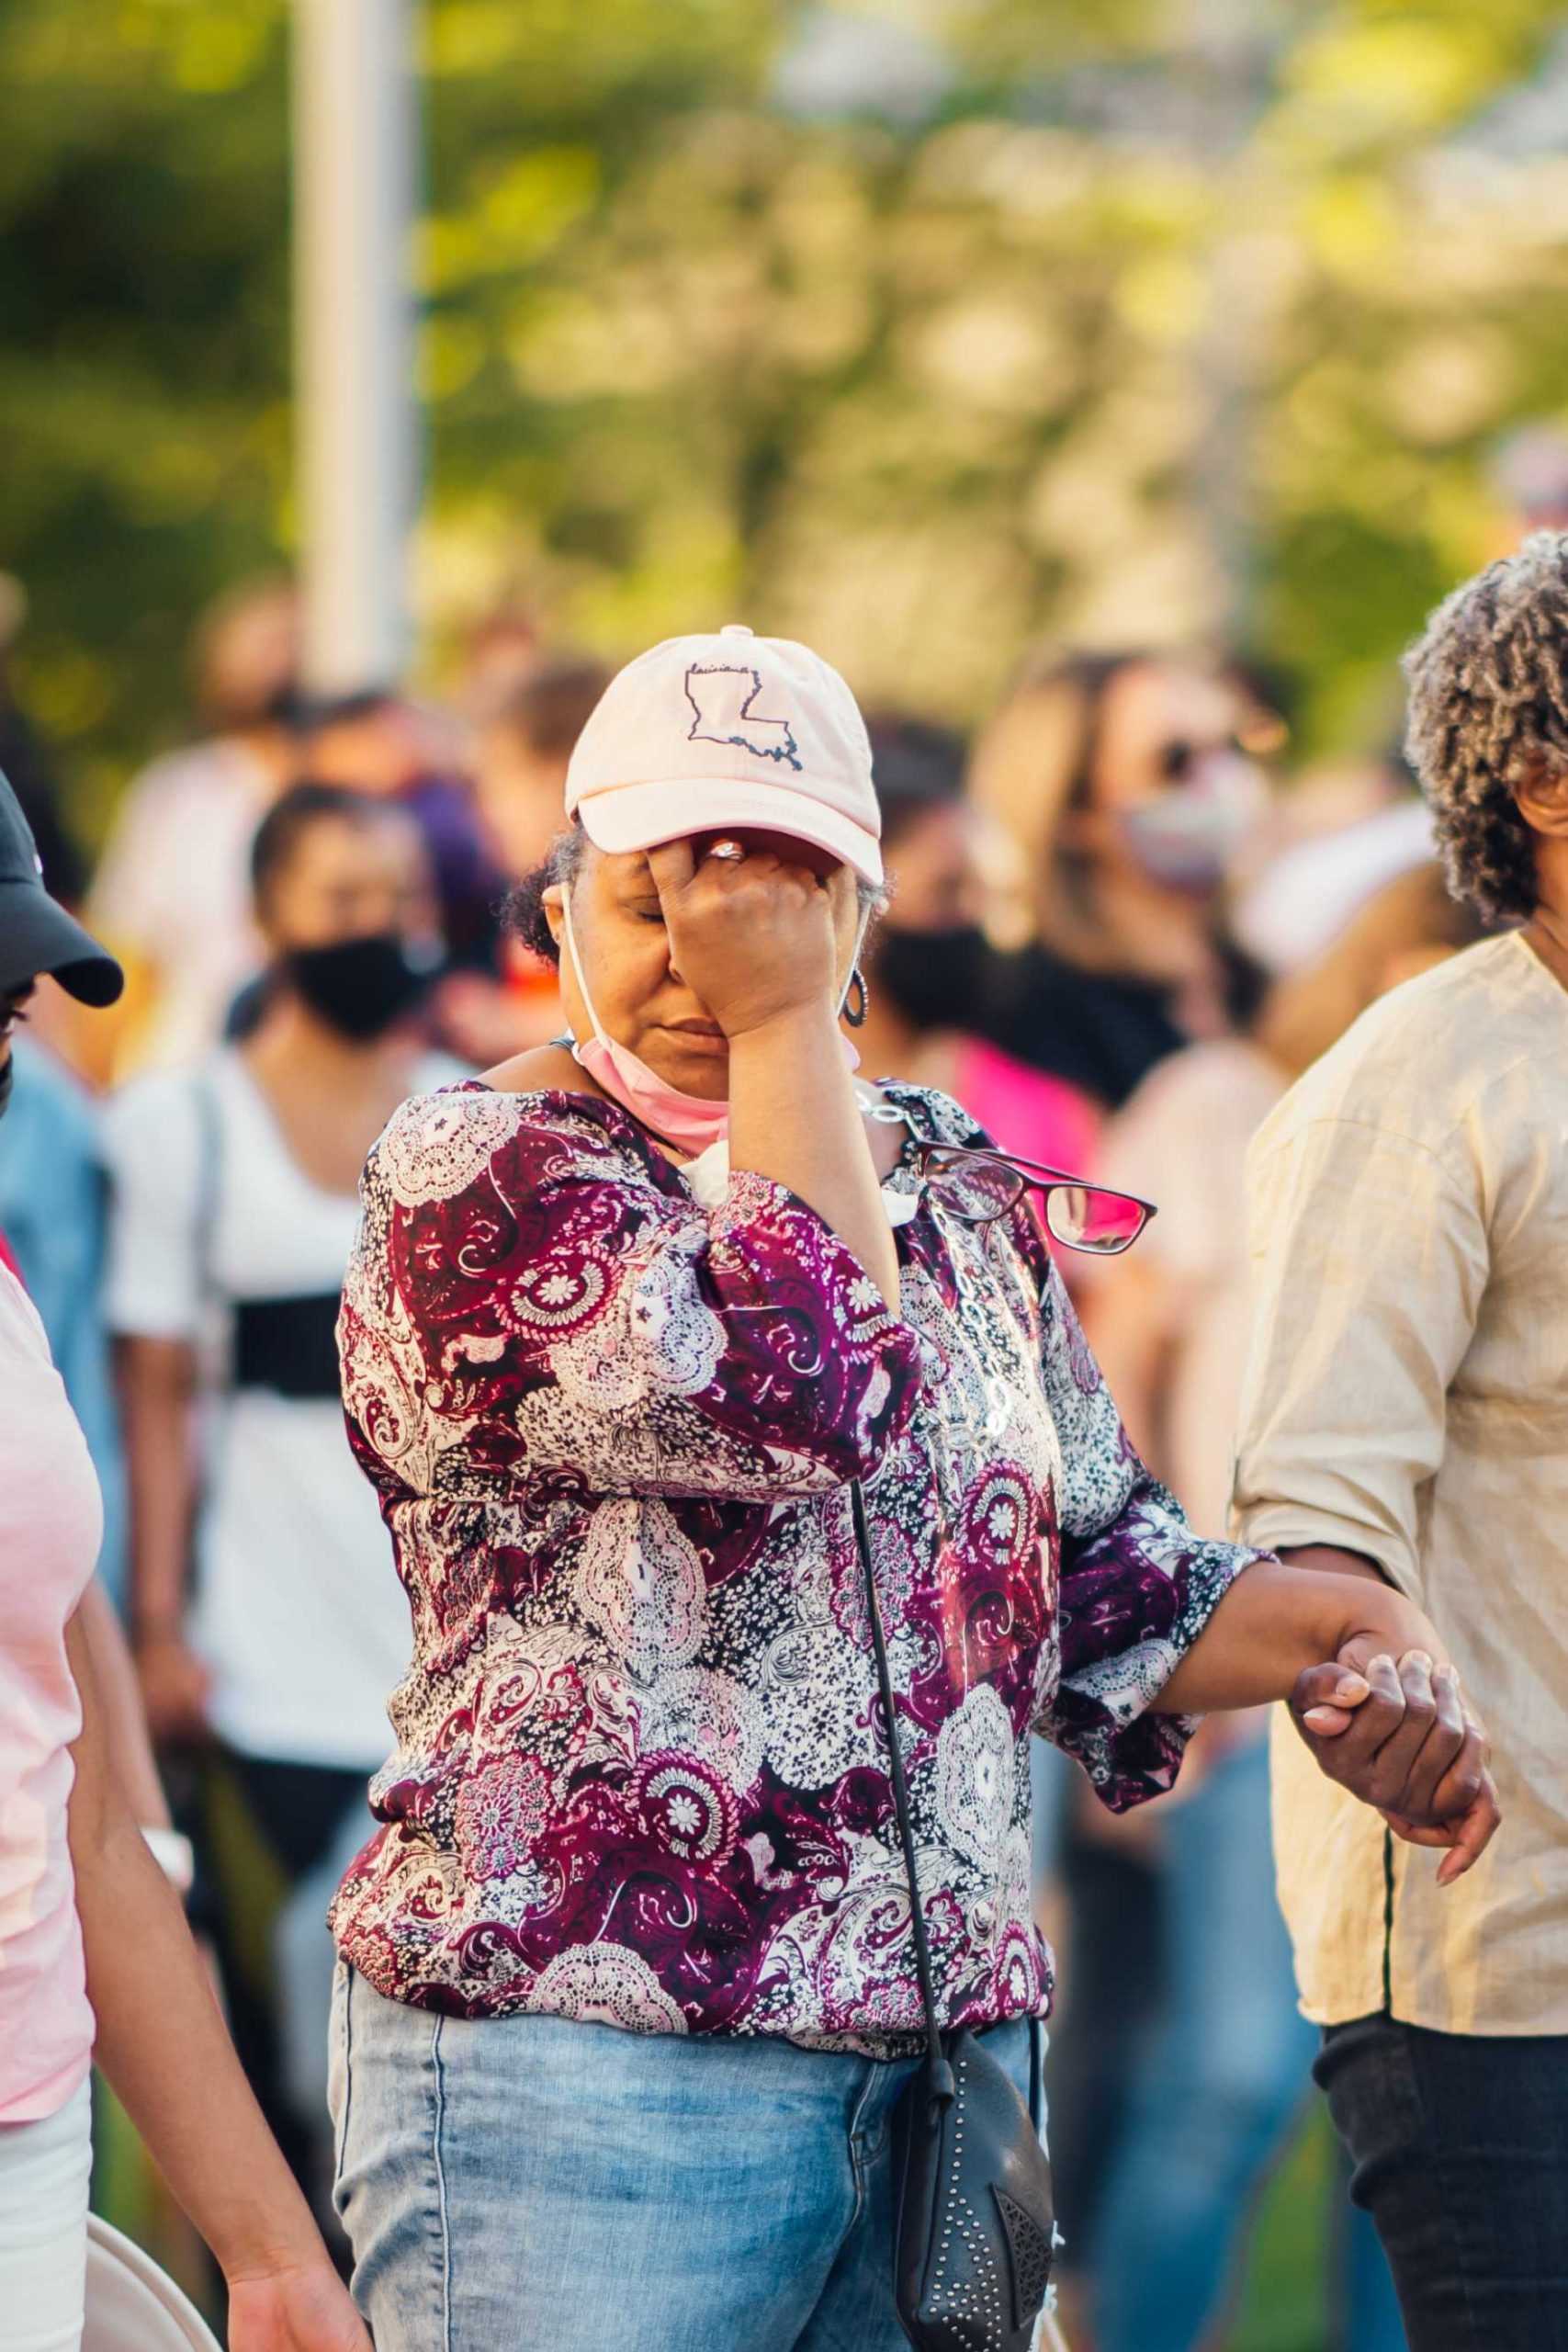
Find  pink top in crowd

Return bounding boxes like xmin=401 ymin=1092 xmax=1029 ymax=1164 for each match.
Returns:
xmin=0 ymin=1258 xmax=100 ymax=2122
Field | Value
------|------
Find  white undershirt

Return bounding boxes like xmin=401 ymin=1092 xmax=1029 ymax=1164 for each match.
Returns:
xmin=104 ymin=1049 xmax=456 ymax=1770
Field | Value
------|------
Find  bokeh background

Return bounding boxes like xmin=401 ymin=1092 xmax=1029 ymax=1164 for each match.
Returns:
xmin=6 ymin=6 xmax=1568 ymax=2348
xmin=6 ymin=0 xmax=1568 ymax=835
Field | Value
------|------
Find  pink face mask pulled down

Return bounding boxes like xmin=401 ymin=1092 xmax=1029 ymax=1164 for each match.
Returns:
xmin=559 ymin=888 xmax=859 ymax=1157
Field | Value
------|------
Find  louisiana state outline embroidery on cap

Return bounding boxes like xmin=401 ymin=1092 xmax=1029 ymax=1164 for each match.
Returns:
xmin=683 ymin=662 xmax=803 ymax=772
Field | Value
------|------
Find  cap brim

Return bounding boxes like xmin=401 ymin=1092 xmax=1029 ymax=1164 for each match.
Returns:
xmin=0 ymin=880 xmax=124 ymax=1006
xmin=576 ymin=775 xmax=883 ymax=886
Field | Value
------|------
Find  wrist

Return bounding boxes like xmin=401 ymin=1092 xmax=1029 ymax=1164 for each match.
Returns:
xmin=211 ymin=2190 xmax=322 ymax=2286
xmin=1279 ymin=1566 xmax=1436 ymax=1675
xmin=132 ymin=1614 xmax=186 ymax=1648
xmin=723 ymin=999 xmax=840 ymax=1049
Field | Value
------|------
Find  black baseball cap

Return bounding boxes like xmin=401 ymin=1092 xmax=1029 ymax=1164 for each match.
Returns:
xmin=0 ymin=765 xmax=122 ymax=1005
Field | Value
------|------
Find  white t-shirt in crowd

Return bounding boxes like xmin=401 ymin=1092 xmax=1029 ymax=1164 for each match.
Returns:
xmin=103 ymin=1050 xmax=456 ymax=1770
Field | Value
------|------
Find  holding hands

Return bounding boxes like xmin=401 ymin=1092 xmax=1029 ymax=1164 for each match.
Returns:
xmin=1292 ymin=1636 xmax=1499 ymax=1885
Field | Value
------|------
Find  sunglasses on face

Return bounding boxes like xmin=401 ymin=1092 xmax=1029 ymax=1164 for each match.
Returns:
xmin=1156 ymin=733 xmax=1252 ymax=785
xmin=911 ymin=1141 xmax=1156 ymax=1255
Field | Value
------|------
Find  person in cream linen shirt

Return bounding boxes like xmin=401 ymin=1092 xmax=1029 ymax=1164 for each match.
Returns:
xmin=1235 ymin=531 xmax=1568 ymax=2352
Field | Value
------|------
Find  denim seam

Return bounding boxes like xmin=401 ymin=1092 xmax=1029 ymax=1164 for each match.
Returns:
xmin=431 ymin=2016 xmax=454 ymax=2352
xmin=334 ymin=1966 xmax=355 ymax=2197
xmin=844 ymin=2061 xmax=882 ymax=2231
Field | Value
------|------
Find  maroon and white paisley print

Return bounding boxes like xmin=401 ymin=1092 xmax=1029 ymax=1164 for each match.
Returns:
xmin=330 ymin=1080 xmax=1261 ymax=2047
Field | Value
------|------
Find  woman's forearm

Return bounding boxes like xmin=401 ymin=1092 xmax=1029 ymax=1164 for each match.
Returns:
xmin=727 ymin=1004 xmax=901 ymax=1310
xmin=1158 ymin=1559 xmax=1439 ymax=1714
xmin=65 ymin=1618 xmax=320 ymax=2282
xmin=73 ymin=1577 xmax=169 ymax=1826
xmin=117 ymin=1334 xmax=197 ymax=1634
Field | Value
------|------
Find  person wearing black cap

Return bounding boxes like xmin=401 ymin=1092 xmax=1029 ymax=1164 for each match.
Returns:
xmin=0 ymin=766 xmax=369 ymax=2352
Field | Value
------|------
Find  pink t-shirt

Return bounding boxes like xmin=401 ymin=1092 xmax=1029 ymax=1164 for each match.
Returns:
xmin=0 ymin=1260 xmax=100 ymax=2122
xmin=951 ymin=1039 xmax=1101 ymax=1175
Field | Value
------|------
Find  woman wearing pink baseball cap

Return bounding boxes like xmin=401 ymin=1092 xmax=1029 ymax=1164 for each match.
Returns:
xmin=324 ymin=629 xmax=1494 ymax=2352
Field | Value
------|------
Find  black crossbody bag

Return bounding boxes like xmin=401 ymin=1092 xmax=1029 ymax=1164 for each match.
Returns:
xmin=851 ymin=1481 xmax=1057 ymax=2352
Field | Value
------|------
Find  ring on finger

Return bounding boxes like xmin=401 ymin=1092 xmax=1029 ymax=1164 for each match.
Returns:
xmin=707 ymin=838 xmax=746 ymax=864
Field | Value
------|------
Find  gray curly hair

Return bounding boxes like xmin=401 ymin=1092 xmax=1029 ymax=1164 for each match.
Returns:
xmin=1403 ymin=529 xmax=1568 ymax=922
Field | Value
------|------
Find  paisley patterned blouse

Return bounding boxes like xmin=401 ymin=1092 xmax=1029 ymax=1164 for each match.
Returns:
xmin=331 ymin=1079 xmax=1259 ymax=2048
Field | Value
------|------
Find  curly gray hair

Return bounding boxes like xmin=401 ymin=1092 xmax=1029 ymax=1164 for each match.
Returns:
xmin=1403 ymin=529 xmax=1568 ymax=922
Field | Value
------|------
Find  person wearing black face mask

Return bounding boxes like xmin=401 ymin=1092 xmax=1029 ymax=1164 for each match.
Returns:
xmin=0 ymin=763 xmax=374 ymax=2352
xmin=103 ymin=781 xmax=459 ymax=2230
xmin=854 ymin=718 xmax=1102 ymax=1176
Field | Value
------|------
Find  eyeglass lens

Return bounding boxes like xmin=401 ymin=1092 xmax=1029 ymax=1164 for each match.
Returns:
xmin=921 ymin=1148 xmax=1023 ymax=1221
xmin=1043 ymin=1184 xmax=1146 ymax=1255
xmin=922 ymin=1148 xmax=1146 ymax=1254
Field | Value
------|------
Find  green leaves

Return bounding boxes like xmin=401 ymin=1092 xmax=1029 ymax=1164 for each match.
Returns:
xmin=3 ymin=0 xmax=1566 ymax=839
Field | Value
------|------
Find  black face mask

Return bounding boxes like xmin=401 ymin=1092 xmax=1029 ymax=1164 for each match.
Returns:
xmin=285 ymin=933 xmax=439 ymax=1042
xmin=875 ymin=922 xmax=991 ymax=1033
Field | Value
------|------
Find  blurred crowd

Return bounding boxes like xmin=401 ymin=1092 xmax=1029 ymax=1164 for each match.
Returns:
xmin=0 ymin=557 xmax=1507 ymax=2350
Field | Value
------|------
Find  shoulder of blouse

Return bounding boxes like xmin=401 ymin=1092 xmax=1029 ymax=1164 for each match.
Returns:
xmin=363 ymin=1080 xmax=685 ymax=1216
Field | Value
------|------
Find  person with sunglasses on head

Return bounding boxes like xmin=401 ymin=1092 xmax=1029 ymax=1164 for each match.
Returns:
xmin=0 ymin=767 xmax=370 ymax=2352
xmin=324 ymin=626 xmax=1495 ymax=2352
xmin=1234 ymin=533 xmax=1568 ymax=2352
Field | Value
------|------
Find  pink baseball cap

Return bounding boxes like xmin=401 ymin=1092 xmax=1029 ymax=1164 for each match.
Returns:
xmin=563 ymin=625 xmax=883 ymax=884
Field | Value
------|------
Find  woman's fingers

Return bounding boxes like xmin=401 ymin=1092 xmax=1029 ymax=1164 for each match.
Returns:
xmin=647 ymin=838 xmax=697 ymax=901
xmin=1297 ymin=1649 xmax=1404 ymax=1776
xmin=1292 ymin=1660 xmax=1371 ymax=1736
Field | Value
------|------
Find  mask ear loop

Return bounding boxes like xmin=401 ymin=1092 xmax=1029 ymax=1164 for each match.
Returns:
xmin=558 ymin=886 xmax=605 ymax=1063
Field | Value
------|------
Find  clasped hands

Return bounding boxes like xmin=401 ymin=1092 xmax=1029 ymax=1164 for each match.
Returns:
xmin=1291 ymin=1637 xmax=1500 ymax=1885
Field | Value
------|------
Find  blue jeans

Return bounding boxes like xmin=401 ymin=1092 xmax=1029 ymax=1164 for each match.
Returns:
xmin=330 ymin=1962 xmax=1038 ymax=2352
xmin=1090 ymin=1737 xmax=1404 ymax=2352
xmin=1317 ymin=2010 xmax=1568 ymax=2351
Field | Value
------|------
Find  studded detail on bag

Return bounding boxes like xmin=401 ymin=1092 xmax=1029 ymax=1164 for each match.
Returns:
xmin=995 ymin=2188 xmax=1055 ymax=2332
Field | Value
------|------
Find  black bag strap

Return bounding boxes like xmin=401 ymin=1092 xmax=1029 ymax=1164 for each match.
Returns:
xmin=851 ymin=1478 xmax=954 ymax=2104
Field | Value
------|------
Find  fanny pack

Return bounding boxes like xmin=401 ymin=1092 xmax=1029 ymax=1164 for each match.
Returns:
xmin=851 ymin=1480 xmax=1057 ymax=2352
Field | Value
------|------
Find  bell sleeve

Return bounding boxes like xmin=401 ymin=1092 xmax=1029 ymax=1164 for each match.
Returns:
xmin=1031 ymin=1256 xmax=1262 ymax=1810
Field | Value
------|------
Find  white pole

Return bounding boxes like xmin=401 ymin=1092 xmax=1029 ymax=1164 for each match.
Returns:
xmin=292 ymin=0 xmax=417 ymax=695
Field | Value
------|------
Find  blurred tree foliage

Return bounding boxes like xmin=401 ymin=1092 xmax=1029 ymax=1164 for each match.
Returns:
xmin=2 ymin=0 xmax=1566 ymax=834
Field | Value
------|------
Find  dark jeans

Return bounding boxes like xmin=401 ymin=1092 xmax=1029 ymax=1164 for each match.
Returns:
xmin=1317 ymin=2010 xmax=1568 ymax=2351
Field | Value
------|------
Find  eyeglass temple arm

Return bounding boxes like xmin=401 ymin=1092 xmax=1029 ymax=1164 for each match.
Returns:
xmin=918 ymin=1141 xmax=1158 ymax=1218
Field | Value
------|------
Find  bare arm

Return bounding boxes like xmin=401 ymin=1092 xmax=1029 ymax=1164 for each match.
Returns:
xmin=1158 ymin=1557 xmax=1436 ymax=1713
xmin=116 ymin=1332 xmax=209 ymax=1737
xmin=73 ymin=1577 xmax=169 ymax=1826
xmin=65 ymin=1611 xmax=370 ymax=2350
xmin=728 ymin=1003 xmax=899 ymax=1309
xmin=1156 ymin=1556 xmax=1498 ymax=1882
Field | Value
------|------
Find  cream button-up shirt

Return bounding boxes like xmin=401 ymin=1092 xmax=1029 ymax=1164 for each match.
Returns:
xmin=1234 ymin=931 xmax=1568 ymax=2035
